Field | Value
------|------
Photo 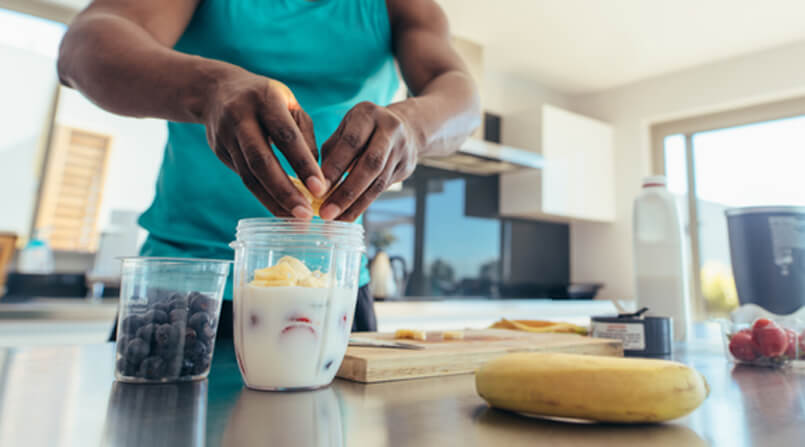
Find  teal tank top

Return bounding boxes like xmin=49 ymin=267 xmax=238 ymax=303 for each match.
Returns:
xmin=138 ymin=0 xmax=399 ymax=297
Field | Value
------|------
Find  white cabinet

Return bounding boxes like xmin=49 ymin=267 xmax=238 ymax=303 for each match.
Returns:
xmin=500 ymin=104 xmax=615 ymax=223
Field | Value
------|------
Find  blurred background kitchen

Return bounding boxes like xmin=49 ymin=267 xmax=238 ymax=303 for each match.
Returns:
xmin=2 ymin=0 xmax=805 ymax=345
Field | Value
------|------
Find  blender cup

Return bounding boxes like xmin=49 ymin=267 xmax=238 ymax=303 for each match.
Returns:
xmin=230 ymin=218 xmax=365 ymax=391
xmin=115 ymin=257 xmax=231 ymax=383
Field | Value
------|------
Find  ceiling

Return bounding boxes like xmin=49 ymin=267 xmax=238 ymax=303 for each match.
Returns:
xmin=24 ymin=0 xmax=805 ymax=95
xmin=437 ymin=0 xmax=805 ymax=94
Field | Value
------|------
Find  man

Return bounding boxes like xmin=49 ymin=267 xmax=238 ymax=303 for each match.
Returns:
xmin=58 ymin=0 xmax=479 ymax=335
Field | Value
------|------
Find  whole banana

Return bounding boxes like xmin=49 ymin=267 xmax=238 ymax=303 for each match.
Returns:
xmin=476 ymin=352 xmax=709 ymax=423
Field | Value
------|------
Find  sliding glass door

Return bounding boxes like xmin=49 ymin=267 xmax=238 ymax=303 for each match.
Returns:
xmin=654 ymin=100 xmax=805 ymax=317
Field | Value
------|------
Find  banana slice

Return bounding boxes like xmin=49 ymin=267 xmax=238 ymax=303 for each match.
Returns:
xmin=395 ymin=329 xmax=427 ymax=341
xmin=289 ymin=176 xmax=328 ymax=216
xmin=250 ymin=256 xmax=331 ymax=288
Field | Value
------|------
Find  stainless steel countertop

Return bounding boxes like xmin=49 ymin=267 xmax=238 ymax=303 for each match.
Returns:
xmin=0 ymin=325 xmax=802 ymax=447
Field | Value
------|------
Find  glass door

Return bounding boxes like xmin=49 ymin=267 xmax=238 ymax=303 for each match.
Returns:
xmin=660 ymin=113 xmax=805 ymax=317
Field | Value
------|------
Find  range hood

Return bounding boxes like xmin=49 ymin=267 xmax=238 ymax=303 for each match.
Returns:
xmin=418 ymin=138 xmax=544 ymax=176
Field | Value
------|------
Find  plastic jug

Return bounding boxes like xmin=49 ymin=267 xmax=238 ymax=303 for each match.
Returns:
xmin=633 ymin=176 xmax=690 ymax=341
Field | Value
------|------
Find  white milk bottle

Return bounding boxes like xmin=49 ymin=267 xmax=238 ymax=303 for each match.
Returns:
xmin=633 ymin=175 xmax=691 ymax=341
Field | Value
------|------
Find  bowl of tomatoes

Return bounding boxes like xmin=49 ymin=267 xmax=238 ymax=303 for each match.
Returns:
xmin=723 ymin=304 xmax=804 ymax=368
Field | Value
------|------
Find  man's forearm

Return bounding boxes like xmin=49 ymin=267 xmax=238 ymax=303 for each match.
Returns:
xmin=390 ymin=70 xmax=480 ymax=158
xmin=58 ymin=12 xmax=236 ymax=123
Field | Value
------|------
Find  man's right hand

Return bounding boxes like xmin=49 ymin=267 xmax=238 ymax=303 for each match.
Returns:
xmin=202 ymin=68 xmax=327 ymax=218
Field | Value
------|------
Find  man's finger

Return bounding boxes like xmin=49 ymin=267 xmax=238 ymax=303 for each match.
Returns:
xmin=291 ymin=108 xmax=318 ymax=161
xmin=320 ymin=130 xmax=393 ymax=220
xmin=260 ymin=106 xmax=325 ymax=198
xmin=336 ymin=162 xmax=396 ymax=222
xmin=235 ymin=120 xmax=314 ymax=219
xmin=224 ymin=139 xmax=290 ymax=217
xmin=320 ymin=109 xmax=375 ymax=191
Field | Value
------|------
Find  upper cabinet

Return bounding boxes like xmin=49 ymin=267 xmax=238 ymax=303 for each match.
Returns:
xmin=500 ymin=104 xmax=615 ymax=223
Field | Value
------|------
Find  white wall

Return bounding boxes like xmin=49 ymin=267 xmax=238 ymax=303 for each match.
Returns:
xmin=0 ymin=44 xmax=58 ymax=240
xmin=55 ymin=88 xmax=167 ymax=232
xmin=483 ymin=70 xmax=573 ymax=115
xmin=568 ymin=40 xmax=805 ymax=301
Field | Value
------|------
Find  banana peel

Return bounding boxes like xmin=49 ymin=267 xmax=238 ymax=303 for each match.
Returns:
xmin=489 ymin=318 xmax=588 ymax=335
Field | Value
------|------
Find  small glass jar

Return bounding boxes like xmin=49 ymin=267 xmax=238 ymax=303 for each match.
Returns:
xmin=115 ymin=257 xmax=231 ymax=383
xmin=230 ymin=218 xmax=365 ymax=391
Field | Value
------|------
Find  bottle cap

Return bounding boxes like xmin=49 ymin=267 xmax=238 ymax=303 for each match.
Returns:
xmin=642 ymin=175 xmax=667 ymax=188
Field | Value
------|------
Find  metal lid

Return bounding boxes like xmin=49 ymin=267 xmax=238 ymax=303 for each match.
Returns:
xmin=725 ymin=206 xmax=805 ymax=216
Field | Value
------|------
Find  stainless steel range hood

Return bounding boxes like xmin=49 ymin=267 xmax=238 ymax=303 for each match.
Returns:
xmin=418 ymin=138 xmax=544 ymax=176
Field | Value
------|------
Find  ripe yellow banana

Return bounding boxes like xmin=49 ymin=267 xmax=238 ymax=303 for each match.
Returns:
xmin=476 ymin=352 xmax=709 ymax=423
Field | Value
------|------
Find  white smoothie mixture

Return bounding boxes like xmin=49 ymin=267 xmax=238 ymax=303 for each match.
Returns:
xmin=234 ymin=256 xmax=357 ymax=390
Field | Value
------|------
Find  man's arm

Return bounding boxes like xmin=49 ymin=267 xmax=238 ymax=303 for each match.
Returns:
xmin=319 ymin=0 xmax=480 ymax=221
xmin=58 ymin=0 xmax=326 ymax=218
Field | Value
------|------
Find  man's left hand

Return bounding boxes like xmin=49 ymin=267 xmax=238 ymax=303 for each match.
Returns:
xmin=318 ymin=101 xmax=421 ymax=221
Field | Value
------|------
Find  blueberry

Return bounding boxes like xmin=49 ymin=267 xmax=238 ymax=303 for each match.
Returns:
xmin=185 ymin=328 xmax=197 ymax=346
xmin=180 ymin=358 xmax=194 ymax=377
xmin=135 ymin=323 xmax=155 ymax=343
xmin=116 ymin=335 xmax=130 ymax=354
xmin=124 ymin=338 xmax=150 ymax=365
xmin=191 ymin=356 xmax=211 ymax=375
xmin=185 ymin=340 xmax=208 ymax=363
xmin=156 ymin=323 xmax=180 ymax=347
xmin=116 ymin=357 xmax=137 ymax=377
xmin=120 ymin=315 xmax=145 ymax=335
xmin=190 ymin=293 xmax=215 ymax=314
xmin=169 ymin=309 xmax=188 ymax=324
xmin=152 ymin=302 xmax=171 ymax=315
xmin=138 ymin=356 xmax=166 ymax=379
xmin=188 ymin=312 xmax=211 ymax=333
xmin=144 ymin=309 xmax=169 ymax=325
xmin=169 ymin=295 xmax=188 ymax=311
xmin=156 ymin=343 xmax=178 ymax=358
xmin=196 ymin=322 xmax=216 ymax=343
xmin=162 ymin=354 xmax=182 ymax=378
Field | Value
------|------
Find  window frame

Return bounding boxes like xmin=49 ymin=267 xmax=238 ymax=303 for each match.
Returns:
xmin=0 ymin=0 xmax=76 ymax=24
xmin=650 ymin=96 xmax=805 ymax=318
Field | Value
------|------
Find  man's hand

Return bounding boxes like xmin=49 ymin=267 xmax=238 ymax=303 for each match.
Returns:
xmin=203 ymin=68 xmax=327 ymax=218
xmin=58 ymin=0 xmax=330 ymax=218
xmin=318 ymin=101 xmax=419 ymax=221
xmin=318 ymin=0 xmax=480 ymax=222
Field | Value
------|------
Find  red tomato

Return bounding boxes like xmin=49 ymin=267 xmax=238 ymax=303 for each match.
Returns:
xmin=729 ymin=331 xmax=759 ymax=361
xmin=751 ymin=318 xmax=776 ymax=339
xmin=755 ymin=325 xmax=788 ymax=358
xmin=784 ymin=329 xmax=798 ymax=358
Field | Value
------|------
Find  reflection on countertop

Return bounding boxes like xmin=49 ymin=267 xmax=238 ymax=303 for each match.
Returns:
xmin=223 ymin=386 xmax=344 ymax=446
xmin=102 ymin=381 xmax=207 ymax=447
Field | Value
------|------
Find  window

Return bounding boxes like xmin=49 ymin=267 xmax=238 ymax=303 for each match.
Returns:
xmin=34 ymin=126 xmax=113 ymax=252
xmin=423 ymin=177 xmax=500 ymax=296
xmin=652 ymin=97 xmax=805 ymax=317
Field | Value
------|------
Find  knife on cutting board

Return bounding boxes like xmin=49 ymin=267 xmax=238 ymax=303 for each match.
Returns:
xmin=348 ymin=337 xmax=425 ymax=350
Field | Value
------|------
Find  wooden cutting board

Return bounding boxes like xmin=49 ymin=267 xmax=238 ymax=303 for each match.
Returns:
xmin=336 ymin=329 xmax=623 ymax=383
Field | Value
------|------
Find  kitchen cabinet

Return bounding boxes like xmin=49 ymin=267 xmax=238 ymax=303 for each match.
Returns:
xmin=500 ymin=104 xmax=615 ymax=222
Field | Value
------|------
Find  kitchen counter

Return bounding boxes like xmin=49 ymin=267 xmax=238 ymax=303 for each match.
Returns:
xmin=1 ymin=324 xmax=802 ymax=446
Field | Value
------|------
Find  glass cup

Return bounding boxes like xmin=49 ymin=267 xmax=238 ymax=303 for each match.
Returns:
xmin=115 ymin=257 xmax=231 ymax=383
xmin=230 ymin=218 xmax=365 ymax=391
